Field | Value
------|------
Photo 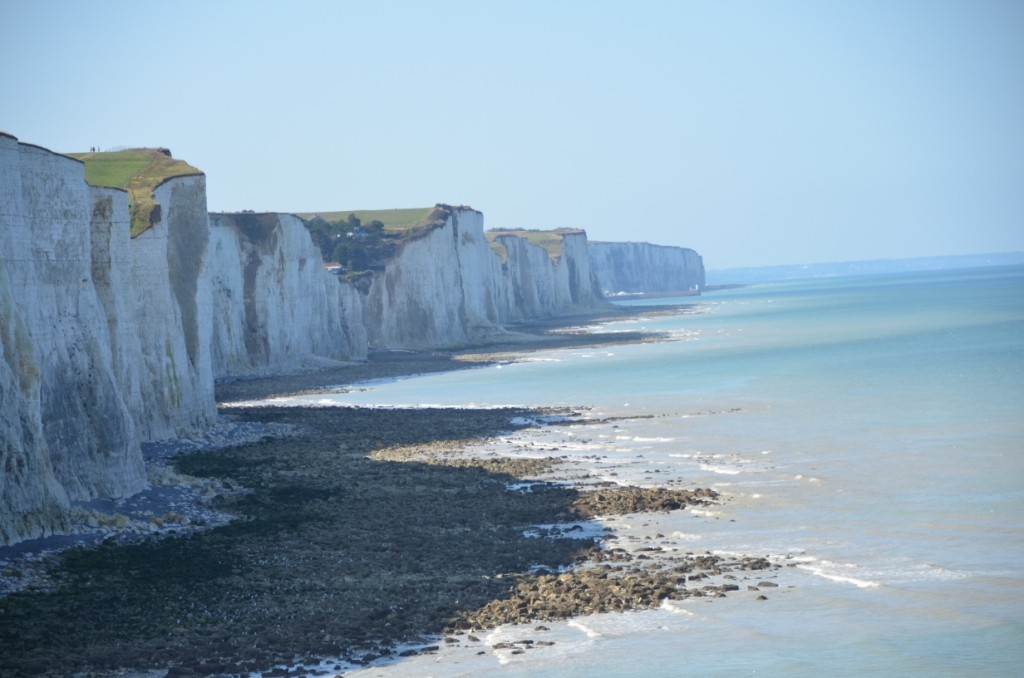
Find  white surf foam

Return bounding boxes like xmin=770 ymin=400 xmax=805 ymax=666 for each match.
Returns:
xmin=796 ymin=559 xmax=883 ymax=589
xmin=660 ymin=599 xmax=697 ymax=616
xmin=699 ymin=464 xmax=743 ymax=475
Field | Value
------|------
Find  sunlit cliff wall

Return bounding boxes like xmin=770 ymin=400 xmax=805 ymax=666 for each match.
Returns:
xmin=494 ymin=230 xmax=606 ymax=320
xmin=590 ymin=241 xmax=705 ymax=295
xmin=361 ymin=208 xmax=608 ymax=349
xmin=361 ymin=208 xmax=507 ymax=349
xmin=1 ymin=133 xmax=659 ymax=545
xmin=208 ymin=212 xmax=367 ymax=377
xmin=1 ymin=135 xmax=146 ymax=543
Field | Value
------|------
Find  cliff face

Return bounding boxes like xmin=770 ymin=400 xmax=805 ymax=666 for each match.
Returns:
xmin=362 ymin=209 xmax=608 ymax=349
xmin=556 ymin=231 xmax=605 ymax=309
xmin=0 ymin=244 xmax=68 ymax=544
xmin=208 ymin=212 xmax=367 ymax=377
xmin=129 ymin=175 xmax=217 ymax=440
xmin=496 ymin=230 xmax=606 ymax=320
xmin=589 ymin=241 xmax=705 ymax=295
xmin=1 ymin=133 xmax=676 ymax=545
xmin=362 ymin=208 xmax=507 ymax=349
xmin=0 ymin=136 xmax=144 ymax=543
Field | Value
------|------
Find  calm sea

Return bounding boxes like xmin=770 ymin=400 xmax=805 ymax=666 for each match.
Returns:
xmin=285 ymin=266 xmax=1024 ymax=677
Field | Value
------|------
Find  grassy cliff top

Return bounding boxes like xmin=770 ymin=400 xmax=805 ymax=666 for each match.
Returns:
xmin=485 ymin=228 xmax=585 ymax=262
xmin=295 ymin=207 xmax=446 ymax=236
xmin=298 ymin=206 xmax=454 ymax=278
xmin=67 ymin=148 xmax=203 ymax=237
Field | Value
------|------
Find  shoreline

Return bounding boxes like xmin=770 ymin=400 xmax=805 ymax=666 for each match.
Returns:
xmin=1 ymin=303 xmax=688 ymax=580
xmin=213 ymin=302 xmax=695 ymax=404
xmin=2 ymin=303 xmax=686 ymax=568
xmin=0 ymin=405 xmax=779 ymax=678
xmin=0 ymin=299 xmax=789 ymax=677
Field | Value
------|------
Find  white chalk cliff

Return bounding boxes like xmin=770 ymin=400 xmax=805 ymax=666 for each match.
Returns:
xmin=590 ymin=241 xmax=705 ymax=295
xmin=0 ymin=134 xmax=702 ymax=545
xmin=362 ymin=208 xmax=507 ymax=349
xmin=1 ymin=136 xmax=149 ymax=543
xmin=0 ymin=136 xmax=361 ymax=544
xmin=208 ymin=212 xmax=367 ymax=377
xmin=362 ymin=209 xmax=608 ymax=349
xmin=493 ymin=230 xmax=605 ymax=320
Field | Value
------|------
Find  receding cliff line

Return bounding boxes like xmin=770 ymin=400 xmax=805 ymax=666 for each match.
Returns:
xmin=492 ymin=230 xmax=606 ymax=320
xmin=361 ymin=207 xmax=609 ymax=350
xmin=590 ymin=241 xmax=705 ymax=296
xmin=1 ymin=133 xmax=704 ymax=545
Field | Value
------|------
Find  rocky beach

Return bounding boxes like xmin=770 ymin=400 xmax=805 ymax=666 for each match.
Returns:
xmin=0 ymin=310 xmax=787 ymax=678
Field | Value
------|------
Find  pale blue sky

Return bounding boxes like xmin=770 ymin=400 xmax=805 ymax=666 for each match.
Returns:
xmin=2 ymin=0 xmax=1022 ymax=268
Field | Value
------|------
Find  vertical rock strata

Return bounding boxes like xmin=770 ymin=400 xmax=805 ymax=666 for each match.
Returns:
xmin=208 ymin=212 xmax=367 ymax=377
xmin=129 ymin=176 xmax=216 ymax=441
xmin=590 ymin=241 xmax=705 ymax=295
xmin=363 ymin=208 xmax=506 ymax=349
xmin=0 ymin=136 xmax=221 ymax=543
xmin=496 ymin=230 xmax=605 ymax=320
xmin=363 ymin=208 xmax=607 ymax=350
xmin=0 ymin=250 xmax=68 ymax=544
xmin=0 ymin=135 xmax=145 ymax=542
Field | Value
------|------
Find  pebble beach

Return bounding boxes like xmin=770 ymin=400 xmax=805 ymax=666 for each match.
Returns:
xmin=0 ymin=306 xmax=777 ymax=678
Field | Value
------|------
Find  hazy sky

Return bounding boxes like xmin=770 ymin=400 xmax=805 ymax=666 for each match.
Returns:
xmin=2 ymin=1 xmax=1022 ymax=268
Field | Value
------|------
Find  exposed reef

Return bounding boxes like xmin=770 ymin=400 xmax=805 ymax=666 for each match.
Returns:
xmin=0 ymin=405 xmax=779 ymax=677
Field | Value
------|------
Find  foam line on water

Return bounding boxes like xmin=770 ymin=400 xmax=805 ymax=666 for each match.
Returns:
xmin=795 ymin=559 xmax=883 ymax=589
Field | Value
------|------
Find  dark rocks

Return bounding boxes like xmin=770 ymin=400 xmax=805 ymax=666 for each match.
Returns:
xmin=570 ymin=487 xmax=718 ymax=517
xmin=446 ymin=544 xmax=786 ymax=632
xmin=0 ymin=402 xmax=784 ymax=676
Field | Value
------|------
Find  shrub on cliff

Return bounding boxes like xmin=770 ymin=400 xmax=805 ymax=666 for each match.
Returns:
xmin=304 ymin=213 xmax=397 ymax=274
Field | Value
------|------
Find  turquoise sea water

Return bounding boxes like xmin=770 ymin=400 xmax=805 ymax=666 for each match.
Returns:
xmin=287 ymin=266 xmax=1024 ymax=677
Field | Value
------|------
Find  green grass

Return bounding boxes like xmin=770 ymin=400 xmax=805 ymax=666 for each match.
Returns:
xmin=68 ymin=149 xmax=203 ymax=237
xmin=295 ymin=207 xmax=444 ymax=236
xmin=485 ymin=228 xmax=584 ymax=262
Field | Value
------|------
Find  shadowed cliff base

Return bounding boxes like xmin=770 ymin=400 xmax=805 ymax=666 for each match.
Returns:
xmin=0 ymin=406 xmax=750 ymax=677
